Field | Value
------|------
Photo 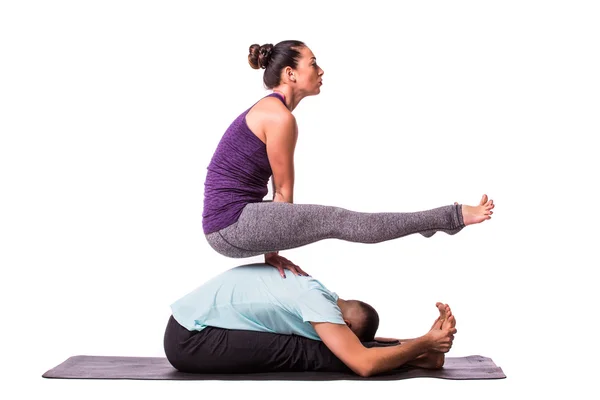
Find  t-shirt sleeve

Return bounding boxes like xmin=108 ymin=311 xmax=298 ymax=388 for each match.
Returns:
xmin=295 ymin=285 xmax=345 ymax=325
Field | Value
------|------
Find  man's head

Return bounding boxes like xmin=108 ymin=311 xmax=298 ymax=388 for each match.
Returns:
xmin=337 ymin=299 xmax=379 ymax=342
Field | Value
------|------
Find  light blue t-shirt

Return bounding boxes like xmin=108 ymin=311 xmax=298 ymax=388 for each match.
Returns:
xmin=170 ymin=263 xmax=345 ymax=341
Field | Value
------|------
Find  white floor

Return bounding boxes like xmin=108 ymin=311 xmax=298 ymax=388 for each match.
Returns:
xmin=2 ymin=1 xmax=598 ymax=399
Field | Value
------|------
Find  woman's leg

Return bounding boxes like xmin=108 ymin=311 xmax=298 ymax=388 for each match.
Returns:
xmin=163 ymin=315 xmax=350 ymax=373
xmin=206 ymin=202 xmax=466 ymax=258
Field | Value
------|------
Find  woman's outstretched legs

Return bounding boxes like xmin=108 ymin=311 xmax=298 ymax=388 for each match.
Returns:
xmin=205 ymin=195 xmax=494 ymax=258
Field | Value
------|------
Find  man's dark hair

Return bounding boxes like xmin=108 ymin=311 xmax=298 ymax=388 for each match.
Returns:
xmin=354 ymin=300 xmax=379 ymax=342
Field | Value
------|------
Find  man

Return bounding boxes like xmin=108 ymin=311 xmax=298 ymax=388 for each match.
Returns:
xmin=164 ymin=263 xmax=457 ymax=377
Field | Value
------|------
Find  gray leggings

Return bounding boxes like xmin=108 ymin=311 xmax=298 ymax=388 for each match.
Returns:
xmin=205 ymin=201 xmax=465 ymax=258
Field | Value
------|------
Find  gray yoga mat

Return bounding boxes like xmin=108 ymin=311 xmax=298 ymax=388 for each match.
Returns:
xmin=42 ymin=355 xmax=505 ymax=381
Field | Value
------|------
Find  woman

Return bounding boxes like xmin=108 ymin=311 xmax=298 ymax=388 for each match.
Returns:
xmin=202 ymin=40 xmax=494 ymax=277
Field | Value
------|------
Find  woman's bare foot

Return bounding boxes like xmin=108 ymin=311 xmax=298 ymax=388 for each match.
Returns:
xmin=459 ymin=194 xmax=495 ymax=226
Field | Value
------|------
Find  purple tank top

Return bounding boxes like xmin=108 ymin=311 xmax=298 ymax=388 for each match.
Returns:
xmin=202 ymin=93 xmax=285 ymax=234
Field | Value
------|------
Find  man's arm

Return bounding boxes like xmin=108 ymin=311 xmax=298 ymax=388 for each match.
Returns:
xmin=312 ymin=322 xmax=453 ymax=377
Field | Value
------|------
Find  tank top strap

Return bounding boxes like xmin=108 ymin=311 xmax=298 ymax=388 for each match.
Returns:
xmin=243 ymin=93 xmax=286 ymax=116
xmin=267 ymin=92 xmax=286 ymax=105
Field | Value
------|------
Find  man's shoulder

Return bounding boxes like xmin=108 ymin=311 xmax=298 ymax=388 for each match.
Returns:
xmin=224 ymin=263 xmax=273 ymax=276
xmin=299 ymin=277 xmax=336 ymax=298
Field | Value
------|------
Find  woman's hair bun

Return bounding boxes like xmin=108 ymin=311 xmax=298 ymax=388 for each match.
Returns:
xmin=248 ymin=43 xmax=274 ymax=70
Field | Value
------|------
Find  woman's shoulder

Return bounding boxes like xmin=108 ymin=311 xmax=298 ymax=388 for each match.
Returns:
xmin=246 ymin=95 xmax=295 ymax=141
xmin=253 ymin=94 xmax=292 ymax=119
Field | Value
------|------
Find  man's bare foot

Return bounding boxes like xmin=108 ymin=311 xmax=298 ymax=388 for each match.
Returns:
xmin=413 ymin=302 xmax=452 ymax=369
xmin=441 ymin=304 xmax=456 ymax=331
xmin=459 ymin=194 xmax=495 ymax=226
xmin=430 ymin=302 xmax=446 ymax=330
xmin=409 ymin=351 xmax=445 ymax=369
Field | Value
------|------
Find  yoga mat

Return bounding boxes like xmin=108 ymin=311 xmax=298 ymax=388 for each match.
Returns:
xmin=42 ymin=355 xmax=505 ymax=381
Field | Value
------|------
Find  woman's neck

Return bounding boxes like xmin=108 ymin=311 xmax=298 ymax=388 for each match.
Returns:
xmin=271 ymin=88 xmax=296 ymax=111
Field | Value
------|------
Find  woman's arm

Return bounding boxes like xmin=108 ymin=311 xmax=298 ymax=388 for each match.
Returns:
xmin=266 ymin=112 xmax=298 ymax=204
xmin=263 ymin=111 xmax=305 ymax=276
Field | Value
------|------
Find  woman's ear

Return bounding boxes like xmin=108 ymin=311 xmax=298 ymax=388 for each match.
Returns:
xmin=284 ymin=66 xmax=296 ymax=83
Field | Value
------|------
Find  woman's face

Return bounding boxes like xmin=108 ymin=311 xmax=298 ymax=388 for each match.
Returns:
xmin=292 ymin=46 xmax=324 ymax=95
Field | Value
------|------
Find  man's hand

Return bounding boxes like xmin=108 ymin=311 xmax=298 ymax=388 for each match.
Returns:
xmin=264 ymin=252 xmax=310 ymax=278
xmin=425 ymin=325 xmax=457 ymax=353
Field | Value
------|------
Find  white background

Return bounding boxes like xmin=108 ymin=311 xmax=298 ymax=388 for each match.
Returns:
xmin=1 ymin=1 xmax=599 ymax=399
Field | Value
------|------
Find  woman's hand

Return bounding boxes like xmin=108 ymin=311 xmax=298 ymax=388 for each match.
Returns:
xmin=264 ymin=252 xmax=310 ymax=279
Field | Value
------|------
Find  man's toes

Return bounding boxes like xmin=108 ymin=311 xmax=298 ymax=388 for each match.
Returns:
xmin=446 ymin=308 xmax=452 ymax=318
xmin=443 ymin=315 xmax=457 ymax=329
xmin=448 ymin=315 xmax=456 ymax=328
xmin=437 ymin=303 xmax=447 ymax=319
xmin=480 ymin=194 xmax=488 ymax=205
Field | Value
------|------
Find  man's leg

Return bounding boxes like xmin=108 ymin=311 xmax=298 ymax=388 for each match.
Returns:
xmin=163 ymin=315 xmax=351 ymax=373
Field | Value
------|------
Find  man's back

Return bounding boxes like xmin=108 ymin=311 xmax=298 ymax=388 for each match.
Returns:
xmin=170 ymin=263 xmax=344 ymax=341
